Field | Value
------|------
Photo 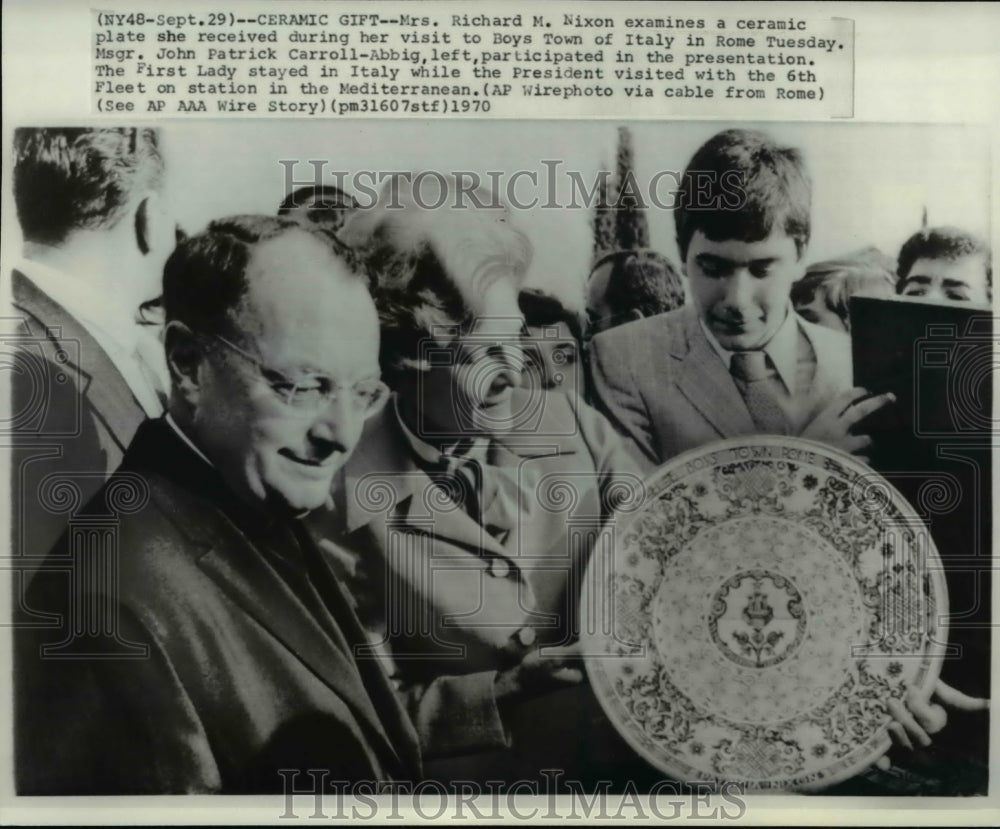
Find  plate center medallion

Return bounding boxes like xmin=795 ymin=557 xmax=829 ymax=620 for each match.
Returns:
xmin=709 ymin=569 xmax=806 ymax=668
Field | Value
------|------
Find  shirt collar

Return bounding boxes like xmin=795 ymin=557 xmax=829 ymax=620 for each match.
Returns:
xmin=164 ymin=413 xmax=215 ymax=468
xmin=699 ymin=304 xmax=800 ymax=392
xmin=393 ymin=396 xmax=490 ymax=466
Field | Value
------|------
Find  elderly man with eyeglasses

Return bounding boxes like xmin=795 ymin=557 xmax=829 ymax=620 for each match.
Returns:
xmin=15 ymin=215 xmax=421 ymax=793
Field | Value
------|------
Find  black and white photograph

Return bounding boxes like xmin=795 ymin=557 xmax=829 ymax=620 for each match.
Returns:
xmin=4 ymin=118 xmax=993 ymax=798
xmin=1 ymin=0 xmax=998 ymax=824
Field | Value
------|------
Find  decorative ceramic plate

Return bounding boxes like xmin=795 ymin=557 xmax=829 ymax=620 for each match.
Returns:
xmin=580 ymin=436 xmax=947 ymax=791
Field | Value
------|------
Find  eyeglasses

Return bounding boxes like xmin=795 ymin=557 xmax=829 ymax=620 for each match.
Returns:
xmin=206 ymin=333 xmax=389 ymax=417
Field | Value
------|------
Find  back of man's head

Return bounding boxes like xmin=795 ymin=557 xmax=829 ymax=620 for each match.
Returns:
xmin=278 ymin=185 xmax=357 ymax=231
xmin=13 ymin=127 xmax=164 ymax=246
xmin=674 ymin=128 xmax=811 ymax=262
xmin=587 ymin=249 xmax=684 ymax=333
xmin=791 ymin=247 xmax=896 ymax=330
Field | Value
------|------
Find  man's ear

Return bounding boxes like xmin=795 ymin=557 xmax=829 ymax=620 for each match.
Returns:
xmin=793 ymin=243 xmax=810 ymax=280
xmin=134 ymin=192 xmax=175 ymax=259
xmin=629 ymin=308 xmax=645 ymax=322
xmin=164 ymin=321 xmax=204 ymax=407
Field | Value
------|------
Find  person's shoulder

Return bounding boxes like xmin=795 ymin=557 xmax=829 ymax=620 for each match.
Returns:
xmin=509 ymin=388 xmax=627 ymax=460
xmin=591 ymin=306 xmax=688 ymax=352
xmin=798 ymin=314 xmax=852 ymax=353
xmin=507 ymin=386 xmax=573 ymax=435
xmin=11 ymin=270 xmax=66 ymax=328
xmin=85 ymin=424 xmax=217 ymax=576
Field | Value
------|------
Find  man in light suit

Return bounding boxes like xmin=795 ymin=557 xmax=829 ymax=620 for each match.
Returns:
xmin=314 ymin=177 xmax=646 ymax=779
xmin=588 ymin=128 xmax=981 ymax=783
xmin=590 ymin=128 xmax=894 ymax=473
xmin=15 ymin=216 xmax=421 ymax=793
xmin=9 ymin=128 xmax=177 ymax=587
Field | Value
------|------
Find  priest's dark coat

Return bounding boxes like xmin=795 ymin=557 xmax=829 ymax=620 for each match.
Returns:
xmin=14 ymin=418 xmax=422 ymax=794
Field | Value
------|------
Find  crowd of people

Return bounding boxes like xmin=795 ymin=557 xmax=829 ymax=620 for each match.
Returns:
xmin=8 ymin=126 xmax=991 ymax=794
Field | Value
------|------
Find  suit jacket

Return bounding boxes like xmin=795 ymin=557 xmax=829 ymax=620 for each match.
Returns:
xmin=588 ymin=305 xmax=854 ymax=471
xmin=316 ymin=389 xmax=643 ymax=677
xmin=14 ymin=418 xmax=421 ymax=794
xmin=10 ymin=269 xmax=149 ymax=583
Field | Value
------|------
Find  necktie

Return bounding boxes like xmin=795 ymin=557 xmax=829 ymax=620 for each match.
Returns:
xmin=429 ymin=439 xmax=484 ymax=522
xmin=425 ymin=442 xmax=515 ymax=540
xmin=729 ymin=350 xmax=790 ymax=435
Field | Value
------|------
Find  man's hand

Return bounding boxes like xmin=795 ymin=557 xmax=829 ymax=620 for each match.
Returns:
xmin=494 ymin=642 xmax=584 ymax=709
xmin=800 ymin=386 xmax=895 ymax=459
xmin=874 ymin=679 xmax=989 ymax=769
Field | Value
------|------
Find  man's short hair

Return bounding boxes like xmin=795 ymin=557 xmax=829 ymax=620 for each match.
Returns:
xmin=590 ymin=249 xmax=685 ymax=324
xmin=13 ymin=127 xmax=164 ymax=246
xmin=674 ymin=128 xmax=811 ymax=262
xmin=518 ymin=288 xmax=584 ymax=343
xmin=791 ymin=247 xmax=896 ymax=326
xmin=339 ymin=176 xmax=532 ymax=379
xmin=278 ymin=185 xmax=358 ymax=229
xmin=896 ymin=226 xmax=992 ymax=298
xmin=162 ymin=214 xmax=357 ymax=335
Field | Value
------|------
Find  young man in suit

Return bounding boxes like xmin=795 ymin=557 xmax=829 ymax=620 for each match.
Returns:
xmin=9 ymin=128 xmax=177 ymax=584
xmin=588 ymin=127 xmax=984 ymax=780
xmin=15 ymin=216 xmax=422 ymax=793
xmin=589 ymin=128 xmax=894 ymax=472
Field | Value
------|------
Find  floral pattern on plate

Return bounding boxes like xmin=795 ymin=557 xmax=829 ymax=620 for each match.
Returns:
xmin=580 ymin=436 xmax=947 ymax=791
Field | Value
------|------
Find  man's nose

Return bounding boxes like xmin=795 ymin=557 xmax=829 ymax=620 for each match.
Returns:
xmin=307 ymin=394 xmax=354 ymax=450
xmin=723 ymin=270 xmax=755 ymax=308
xmin=493 ymin=344 xmax=523 ymax=388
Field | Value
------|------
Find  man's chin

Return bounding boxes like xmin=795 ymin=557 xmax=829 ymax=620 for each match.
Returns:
xmin=713 ymin=328 xmax=768 ymax=352
xmin=266 ymin=479 xmax=333 ymax=514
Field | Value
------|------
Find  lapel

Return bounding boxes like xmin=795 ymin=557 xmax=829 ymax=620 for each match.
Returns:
xmin=344 ymin=394 xmax=582 ymax=557
xmin=673 ymin=308 xmax=756 ymax=438
xmin=198 ymin=548 xmax=408 ymax=770
xmin=799 ymin=315 xmax=852 ymax=402
xmin=291 ymin=525 xmax=422 ymax=777
xmin=492 ymin=388 xmax=583 ymax=463
xmin=12 ymin=270 xmax=146 ymax=453
xmin=344 ymin=407 xmax=508 ymax=557
xmin=128 ymin=420 xmax=411 ymax=776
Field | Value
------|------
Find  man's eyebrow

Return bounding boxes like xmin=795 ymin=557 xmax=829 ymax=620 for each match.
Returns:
xmin=941 ymin=278 xmax=973 ymax=289
xmin=902 ymin=274 xmax=932 ymax=285
xmin=694 ymin=252 xmax=781 ymax=267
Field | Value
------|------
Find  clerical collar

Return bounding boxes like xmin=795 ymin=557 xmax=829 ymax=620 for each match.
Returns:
xmin=164 ymin=413 xmax=215 ymax=467
xmin=392 ymin=397 xmax=490 ymax=466
xmin=700 ymin=304 xmax=800 ymax=393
